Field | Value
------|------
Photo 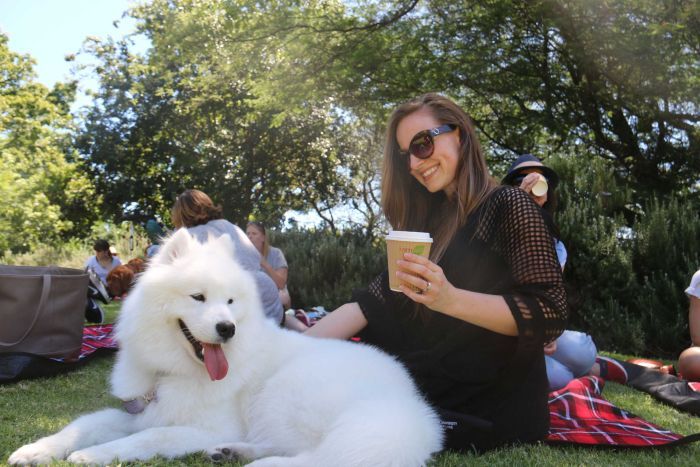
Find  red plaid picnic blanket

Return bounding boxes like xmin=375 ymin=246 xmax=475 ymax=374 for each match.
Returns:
xmin=546 ymin=376 xmax=692 ymax=446
xmin=77 ymin=324 xmax=117 ymax=357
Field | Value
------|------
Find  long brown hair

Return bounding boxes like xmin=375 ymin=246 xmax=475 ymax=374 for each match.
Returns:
xmin=382 ymin=93 xmax=498 ymax=262
xmin=171 ymin=189 xmax=223 ymax=228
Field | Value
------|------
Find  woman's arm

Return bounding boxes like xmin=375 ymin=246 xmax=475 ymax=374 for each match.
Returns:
xmin=260 ymin=258 xmax=288 ymax=289
xmin=396 ymin=254 xmax=517 ymax=336
xmin=304 ymin=302 xmax=368 ymax=340
xmin=395 ymin=188 xmax=566 ymax=340
xmin=689 ymin=296 xmax=700 ymax=346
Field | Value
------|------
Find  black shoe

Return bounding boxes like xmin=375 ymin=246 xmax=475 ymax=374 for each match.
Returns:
xmin=85 ymin=298 xmax=105 ymax=324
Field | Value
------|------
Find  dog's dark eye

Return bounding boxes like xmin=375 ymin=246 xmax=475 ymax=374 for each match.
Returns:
xmin=227 ymin=298 xmax=234 ymax=304
xmin=190 ymin=293 xmax=206 ymax=302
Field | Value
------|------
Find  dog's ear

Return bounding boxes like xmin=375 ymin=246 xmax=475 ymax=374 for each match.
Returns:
xmin=213 ymin=233 xmax=235 ymax=258
xmin=153 ymin=228 xmax=194 ymax=265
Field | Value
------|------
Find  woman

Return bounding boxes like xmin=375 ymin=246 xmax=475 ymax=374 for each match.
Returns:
xmin=307 ymin=93 xmax=567 ymax=452
xmin=245 ymin=221 xmax=292 ymax=310
xmin=676 ymin=269 xmax=700 ymax=381
xmin=171 ymin=189 xmax=284 ymax=324
xmin=84 ymin=239 xmax=122 ymax=286
xmin=503 ymin=155 xmax=627 ymax=390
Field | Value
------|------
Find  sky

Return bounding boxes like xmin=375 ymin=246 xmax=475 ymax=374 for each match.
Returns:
xmin=0 ymin=0 xmax=147 ymax=107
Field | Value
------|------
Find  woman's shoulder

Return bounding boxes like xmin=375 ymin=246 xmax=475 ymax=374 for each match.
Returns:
xmin=269 ymin=245 xmax=284 ymax=256
xmin=472 ymin=185 xmax=532 ymax=217
xmin=487 ymin=184 xmax=533 ymax=207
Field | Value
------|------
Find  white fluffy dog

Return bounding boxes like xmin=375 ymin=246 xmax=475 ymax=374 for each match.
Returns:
xmin=9 ymin=229 xmax=443 ymax=466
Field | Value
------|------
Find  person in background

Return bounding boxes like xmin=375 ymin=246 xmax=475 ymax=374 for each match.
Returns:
xmin=676 ymin=269 xmax=700 ymax=381
xmin=84 ymin=239 xmax=120 ymax=323
xmin=503 ymin=154 xmax=627 ymax=390
xmin=85 ymin=239 xmax=122 ymax=287
xmin=171 ymin=189 xmax=284 ymax=325
xmin=145 ymin=218 xmax=166 ymax=258
xmin=307 ymin=93 xmax=567 ymax=452
xmin=245 ymin=221 xmax=292 ymax=310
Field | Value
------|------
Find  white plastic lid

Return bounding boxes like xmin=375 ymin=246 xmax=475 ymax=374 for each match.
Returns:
xmin=385 ymin=230 xmax=433 ymax=242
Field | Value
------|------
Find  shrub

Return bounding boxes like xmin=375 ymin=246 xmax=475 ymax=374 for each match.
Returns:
xmin=1 ymin=221 xmax=151 ymax=268
xmin=271 ymin=228 xmax=385 ymax=310
xmin=552 ymin=155 xmax=700 ymax=357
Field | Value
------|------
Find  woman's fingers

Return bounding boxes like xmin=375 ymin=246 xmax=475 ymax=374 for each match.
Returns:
xmin=396 ymin=269 xmax=430 ymax=292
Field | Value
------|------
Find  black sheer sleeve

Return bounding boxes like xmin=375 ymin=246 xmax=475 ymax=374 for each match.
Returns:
xmin=352 ymin=271 xmax=409 ymax=347
xmin=479 ymin=186 xmax=567 ymax=344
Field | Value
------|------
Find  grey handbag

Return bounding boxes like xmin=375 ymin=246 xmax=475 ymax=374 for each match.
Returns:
xmin=0 ymin=265 xmax=87 ymax=358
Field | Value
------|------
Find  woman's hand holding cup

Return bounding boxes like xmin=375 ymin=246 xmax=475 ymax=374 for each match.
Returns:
xmin=396 ymin=253 xmax=455 ymax=314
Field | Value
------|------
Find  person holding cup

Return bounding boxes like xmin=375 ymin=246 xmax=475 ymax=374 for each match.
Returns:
xmin=307 ymin=93 xmax=567 ymax=452
xmin=502 ymin=156 xmax=628 ymax=390
xmin=501 ymin=154 xmax=566 ymax=269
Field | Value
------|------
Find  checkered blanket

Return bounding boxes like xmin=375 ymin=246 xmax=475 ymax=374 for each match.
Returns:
xmin=63 ymin=324 xmax=118 ymax=361
xmin=545 ymin=375 xmax=694 ymax=446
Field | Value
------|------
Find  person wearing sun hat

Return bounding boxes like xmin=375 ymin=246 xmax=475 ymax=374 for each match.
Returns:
xmin=502 ymin=154 xmax=559 ymax=216
xmin=503 ymin=154 xmax=628 ymax=390
xmin=502 ymin=154 xmax=564 ymax=266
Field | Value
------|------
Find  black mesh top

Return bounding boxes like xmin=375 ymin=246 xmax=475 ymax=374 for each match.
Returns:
xmin=354 ymin=186 xmax=567 ymax=449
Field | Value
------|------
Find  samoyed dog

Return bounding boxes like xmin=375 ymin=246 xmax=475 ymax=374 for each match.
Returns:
xmin=9 ymin=229 xmax=442 ymax=466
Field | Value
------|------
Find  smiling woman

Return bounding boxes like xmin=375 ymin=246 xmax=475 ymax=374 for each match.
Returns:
xmin=307 ymin=93 xmax=567 ymax=453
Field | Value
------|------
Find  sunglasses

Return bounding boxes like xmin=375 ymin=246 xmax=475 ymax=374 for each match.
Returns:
xmin=511 ymin=172 xmax=547 ymax=186
xmin=399 ymin=124 xmax=457 ymax=159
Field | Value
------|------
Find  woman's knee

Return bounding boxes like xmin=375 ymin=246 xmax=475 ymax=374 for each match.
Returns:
xmin=546 ymin=356 xmax=574 ymax=392
xmin=552 ymin=331 xmax=597 ymax=377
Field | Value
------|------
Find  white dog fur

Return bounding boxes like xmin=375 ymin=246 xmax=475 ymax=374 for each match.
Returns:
xmin=9 ymin=229 xmax=443 ymax=466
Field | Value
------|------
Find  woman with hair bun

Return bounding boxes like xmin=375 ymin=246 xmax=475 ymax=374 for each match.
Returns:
xmin=171 ymin=189 xmax=284 ymax=325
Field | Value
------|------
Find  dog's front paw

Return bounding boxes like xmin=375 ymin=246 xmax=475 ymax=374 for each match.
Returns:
xmin=8 ymin=441 xmax=66 ymax=465
xmin=67 ymin=447 xmax=116 ymax=464
xmin=208 ymin=443 xmax=245 ymax=463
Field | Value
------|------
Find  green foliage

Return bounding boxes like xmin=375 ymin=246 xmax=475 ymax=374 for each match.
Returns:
xmin=246 ymin=0 xmax=699 ymax=196
xmin=0 ymin=34 xmax=98 ymax=254
xmin=76 ymin=1 xmax=365 ymax=227
xmin=552 ymin=155 xmax=700 ymax=356
xmin=1 ymin=221 xmax=152 ymax=268
xmin=271 ymin=228 xmax=385 ymax=310
xmin=631 ymin=197 xmax=700 ymax=355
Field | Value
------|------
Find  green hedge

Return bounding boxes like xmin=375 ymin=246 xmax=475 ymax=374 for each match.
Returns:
xmin=270 ymin=228 xmax=386 ymax=310
xmin=553 ymin=156 xmax=700 ymax=357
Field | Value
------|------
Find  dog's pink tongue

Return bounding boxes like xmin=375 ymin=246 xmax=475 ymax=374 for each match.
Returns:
xmin=203 ymin=344 xmax=228 ymax=381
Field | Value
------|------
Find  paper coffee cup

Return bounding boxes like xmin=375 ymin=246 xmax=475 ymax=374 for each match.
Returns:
xmin=386 ymin=231 xmax=433 ymax=292
xmin=531 ymin=174 xmax=548 ymax=197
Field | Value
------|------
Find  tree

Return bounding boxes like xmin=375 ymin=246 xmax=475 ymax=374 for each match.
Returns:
xmin=0 ymin=34 xmax=97 ymax=254
xmin=228 ymin=0 xmax=699 ymax=200
xmin=76 ymin=1 xmax=359 ymax=227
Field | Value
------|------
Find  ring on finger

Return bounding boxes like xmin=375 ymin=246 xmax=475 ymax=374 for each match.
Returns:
xmin=424 ymin=281 xmax=431 ymax=293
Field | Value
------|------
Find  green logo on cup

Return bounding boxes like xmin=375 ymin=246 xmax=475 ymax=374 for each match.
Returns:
xmin=412 ymin=245 xmax=425 ymax=255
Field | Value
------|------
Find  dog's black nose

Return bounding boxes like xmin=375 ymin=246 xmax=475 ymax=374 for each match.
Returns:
xmin=216 ymin=321 xmax=236 ymax=340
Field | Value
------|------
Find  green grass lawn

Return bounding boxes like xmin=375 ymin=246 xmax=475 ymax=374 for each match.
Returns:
xmin=2 ymin=303 xmax=700 ymax=466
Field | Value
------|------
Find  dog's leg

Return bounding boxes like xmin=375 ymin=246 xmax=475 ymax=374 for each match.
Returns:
xmin=208 ymin=442 xmax=280 ymax=463
xmin=8 ymin=408 xmax=136 ymax=465
xmin=66 ymin=426 xmax=228 ymax=463
xmin=109 ymin=349 xmax=157 ymax=401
